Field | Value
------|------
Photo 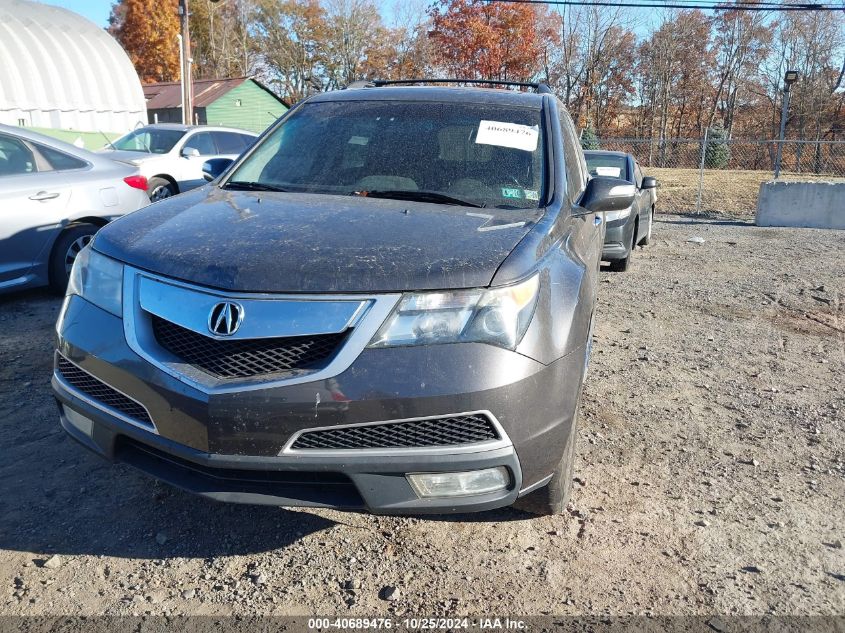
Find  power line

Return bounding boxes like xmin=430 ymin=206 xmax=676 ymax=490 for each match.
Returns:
xmin=635 ymin=0 xmax=803 ymax=4
xmin=484 ymin=0 xmax=843 ymax=10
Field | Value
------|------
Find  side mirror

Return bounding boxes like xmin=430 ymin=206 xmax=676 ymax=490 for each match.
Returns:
xmin=181 ymin=147 xmax=200 ymax=158
xmin=579 ymin=176 xmax=636 ymax=213
xmin=641 ymin=176 xmax=658 ymax=189
xmin=202 ymin=157 xmax=235 ymax=182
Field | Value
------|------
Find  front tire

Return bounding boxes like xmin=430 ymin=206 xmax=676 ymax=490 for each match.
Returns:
xmin=607 ymin=253 xmax=630 ymax=272
xmin=512 ymin=407 xmax=579 ymax=516
xmin=49 ymin=223 xmax=98 ymax=294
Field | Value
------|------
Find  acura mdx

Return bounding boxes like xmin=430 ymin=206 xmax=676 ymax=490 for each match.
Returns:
xmin=52 ymin=80 xmax=635 ymax=515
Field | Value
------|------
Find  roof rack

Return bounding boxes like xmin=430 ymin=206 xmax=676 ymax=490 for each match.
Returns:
xmin=346 ymin=78 xmax=554 ymax=94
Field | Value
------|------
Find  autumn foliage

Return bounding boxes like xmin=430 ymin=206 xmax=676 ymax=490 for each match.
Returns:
xmin=429 ymin=0 xmax=557 ymax=81
xmin=106 ymin=0 xmax=845 ymax=143
xmin=109 ymin=0 xmax=181 ymax=83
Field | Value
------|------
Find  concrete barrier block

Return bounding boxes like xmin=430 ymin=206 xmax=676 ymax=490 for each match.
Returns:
xmin=756 ymin=181 xmax=845 ymax=230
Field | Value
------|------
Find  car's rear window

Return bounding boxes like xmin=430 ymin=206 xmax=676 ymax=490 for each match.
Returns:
xmin=585 ymin=153 xmax=629 ymax=181
xmin=228 ymin=100 xmax=546 ymax=209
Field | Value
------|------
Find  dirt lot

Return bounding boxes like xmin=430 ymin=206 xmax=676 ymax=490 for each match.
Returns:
xmin=0 ymin=215 xmax=843 ymax=618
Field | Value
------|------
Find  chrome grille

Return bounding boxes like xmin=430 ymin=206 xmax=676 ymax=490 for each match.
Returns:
xmin=56 ymin=355 xmax=153 ymax=428
xmin=290 ymin=414 xmax=500 ymax=450
xmin=150 ymin=314 xmax=349 ymax=380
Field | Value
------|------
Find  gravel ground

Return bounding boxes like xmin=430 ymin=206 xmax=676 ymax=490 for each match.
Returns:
xmin=0 ymin=214 xmax=843 ymax=618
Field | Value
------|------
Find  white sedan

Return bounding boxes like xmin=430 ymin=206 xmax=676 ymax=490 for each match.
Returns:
xmin=0 ymin=124 xmax=149 ymax=294
xmin=99 ymin=124 xmax=258 ymax=201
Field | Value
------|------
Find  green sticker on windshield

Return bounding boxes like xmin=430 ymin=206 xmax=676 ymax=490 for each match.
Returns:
xmin=502 ymin=188 xmax=523 ymax=199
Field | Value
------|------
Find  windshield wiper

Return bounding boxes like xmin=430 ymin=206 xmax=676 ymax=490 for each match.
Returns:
xmin=354 ymin=189 xmax=485 ymax=208
xmin=223 ymin=181 xmax=290 ymax=193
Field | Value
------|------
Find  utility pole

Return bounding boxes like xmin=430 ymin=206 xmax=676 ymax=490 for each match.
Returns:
xmin=178 ymin=0 xmax=193 ymax=125
xmin=774 ymin=70 xmax=799 ymax=179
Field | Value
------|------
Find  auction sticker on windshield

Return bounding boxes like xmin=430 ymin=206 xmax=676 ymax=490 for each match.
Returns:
xmin=595 ymin=166 xmax=622 ymax=178
xmin=476 ymin=120 xmax=539 ymax=152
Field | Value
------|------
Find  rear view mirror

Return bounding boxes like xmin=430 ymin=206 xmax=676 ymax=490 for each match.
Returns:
xmin=181 ymin=147 xmax=200 ymax=158
xmin=579 ymin=176 xmax=636 ymax=213
xmin=641 ymin=176 xmax=658 ymax=189
xmin=202 ymin=157 xmax=235 ymax=182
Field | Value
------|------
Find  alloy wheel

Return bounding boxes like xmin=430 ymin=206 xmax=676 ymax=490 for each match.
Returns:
xmin=150 ymin=185 xmax=173 ymax=202
xmin=64 ymin=234 xmax=93 ymax=275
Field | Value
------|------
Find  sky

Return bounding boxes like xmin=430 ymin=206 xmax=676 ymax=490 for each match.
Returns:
xmin=44 ymin=0 xmax=112 ymax=26
xmin=44 ymin=0 xmax=661 ymax=39
xmin=40 ymin=0 xmax=406 ymax=29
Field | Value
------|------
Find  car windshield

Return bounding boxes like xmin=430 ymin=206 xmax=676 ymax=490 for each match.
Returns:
xmin=226 ymin=100 xmax=546 ymax=209
xmin=585 ymin=153 xmax=628 ymax=180
xmin=111 ymin=128 xmax=185 ymax=154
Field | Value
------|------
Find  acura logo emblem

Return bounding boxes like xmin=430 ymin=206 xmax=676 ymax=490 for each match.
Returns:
xmin=208 ymin=301 xmax=243 ymax=336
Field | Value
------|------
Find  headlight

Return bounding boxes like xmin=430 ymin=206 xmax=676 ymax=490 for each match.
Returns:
xmin=66 ymin=247 xmax=124 ymax=317
xmin=605 ymin=206 xmax=632 ymax=222
xmin=369 ymin=274 xmax=539 ymax=350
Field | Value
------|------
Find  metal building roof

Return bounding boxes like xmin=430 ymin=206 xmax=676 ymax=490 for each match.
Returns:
xmin=143 ymin=77 xmax=288 ymax=110
xmin=0 ymin=0 xmax=147 ymax=131
xmin=144 ymin=77 xmax=249 ymax=110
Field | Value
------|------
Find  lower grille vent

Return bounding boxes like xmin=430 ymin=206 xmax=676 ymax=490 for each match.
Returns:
xmin=56 ymin=355 xmax=153 ymax=428
xmin=290 ymin=413 xmax=500 ymax=450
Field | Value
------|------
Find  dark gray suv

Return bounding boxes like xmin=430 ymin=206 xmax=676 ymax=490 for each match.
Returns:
xmin=584 ymin=150 xmax=658 ymax=272
xmin=52 ymin=80 xmax=635 ymax=515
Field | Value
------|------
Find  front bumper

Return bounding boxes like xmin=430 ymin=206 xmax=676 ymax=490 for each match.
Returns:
xmin=53 ymin=292 xmax=583 ymax=514
xmin=602 ymin=216 xmax=634 ymax=261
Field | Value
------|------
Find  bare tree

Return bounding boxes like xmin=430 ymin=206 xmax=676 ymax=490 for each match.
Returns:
xmin=544 ymin=5 xmax=637 ymax=131
xmin=708 ymin=9 xmax=773 ymax=136
xmin=191 ymin=0 xmax=257 ymax=79
xmin=252 ymin=0 xmax=330 ymax=102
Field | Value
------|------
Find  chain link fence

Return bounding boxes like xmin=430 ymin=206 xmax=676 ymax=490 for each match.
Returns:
xmin=587 ymin=138 xmax=845 ymax=216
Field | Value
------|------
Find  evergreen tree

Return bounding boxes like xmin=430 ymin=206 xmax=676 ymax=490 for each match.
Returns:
xmin=704 ymin=123 xmax=730 ymax=169
xmin=580 ymin=125 xmax=600 ymax=150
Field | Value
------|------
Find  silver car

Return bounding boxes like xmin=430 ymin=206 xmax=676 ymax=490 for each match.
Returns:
xmin=99 ymin=124 xmax=258 ymax=201
xmin=0 ymin=125 xmax=149 ymax=294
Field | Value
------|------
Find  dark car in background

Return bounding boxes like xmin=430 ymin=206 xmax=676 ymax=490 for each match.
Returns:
xmin=584 ymin=150 xmax=657 ymax=271
xmin=52 ymin=80 xmax=635 ymax=516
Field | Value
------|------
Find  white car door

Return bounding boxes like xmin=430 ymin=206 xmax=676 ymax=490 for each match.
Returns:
xmin=0 ymin=133 xmax=72 ymax=289
xmin=177 ymin=131 xmax=219 ymax=192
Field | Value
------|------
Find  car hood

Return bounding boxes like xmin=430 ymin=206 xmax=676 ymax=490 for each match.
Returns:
xmin=93 ymin=186 xmax=542 ymax=293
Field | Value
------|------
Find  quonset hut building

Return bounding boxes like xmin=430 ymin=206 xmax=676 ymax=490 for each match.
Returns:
xmin=0 ymin=0 xmax=147 ymax=140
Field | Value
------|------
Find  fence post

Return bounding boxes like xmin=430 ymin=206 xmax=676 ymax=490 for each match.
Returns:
xmin=696 ymin=127 xmax=709 ymax=213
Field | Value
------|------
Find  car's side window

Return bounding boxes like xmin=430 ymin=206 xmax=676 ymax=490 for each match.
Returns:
xmin=212 ymin=132 xmax=246 ymax=155
xmin=0 ymin=133 xmax=37 ymax=177
xmin=34 ymin=143 xmax=88 ymax=172
xmin=184 ymin=132 xmax=217 ymax=156
xmin=557 ymin=108 xmax=587 ymax=203
xmin=634 ymin=162 xmax=644 ymax=188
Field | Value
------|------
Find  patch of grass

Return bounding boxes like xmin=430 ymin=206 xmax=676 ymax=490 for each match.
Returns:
xmin=647 ymin=168 xmax=844 ymax=217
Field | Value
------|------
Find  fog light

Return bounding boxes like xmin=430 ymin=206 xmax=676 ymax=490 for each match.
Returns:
xmin=407 ymin=467 xmax=510 ymax=498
